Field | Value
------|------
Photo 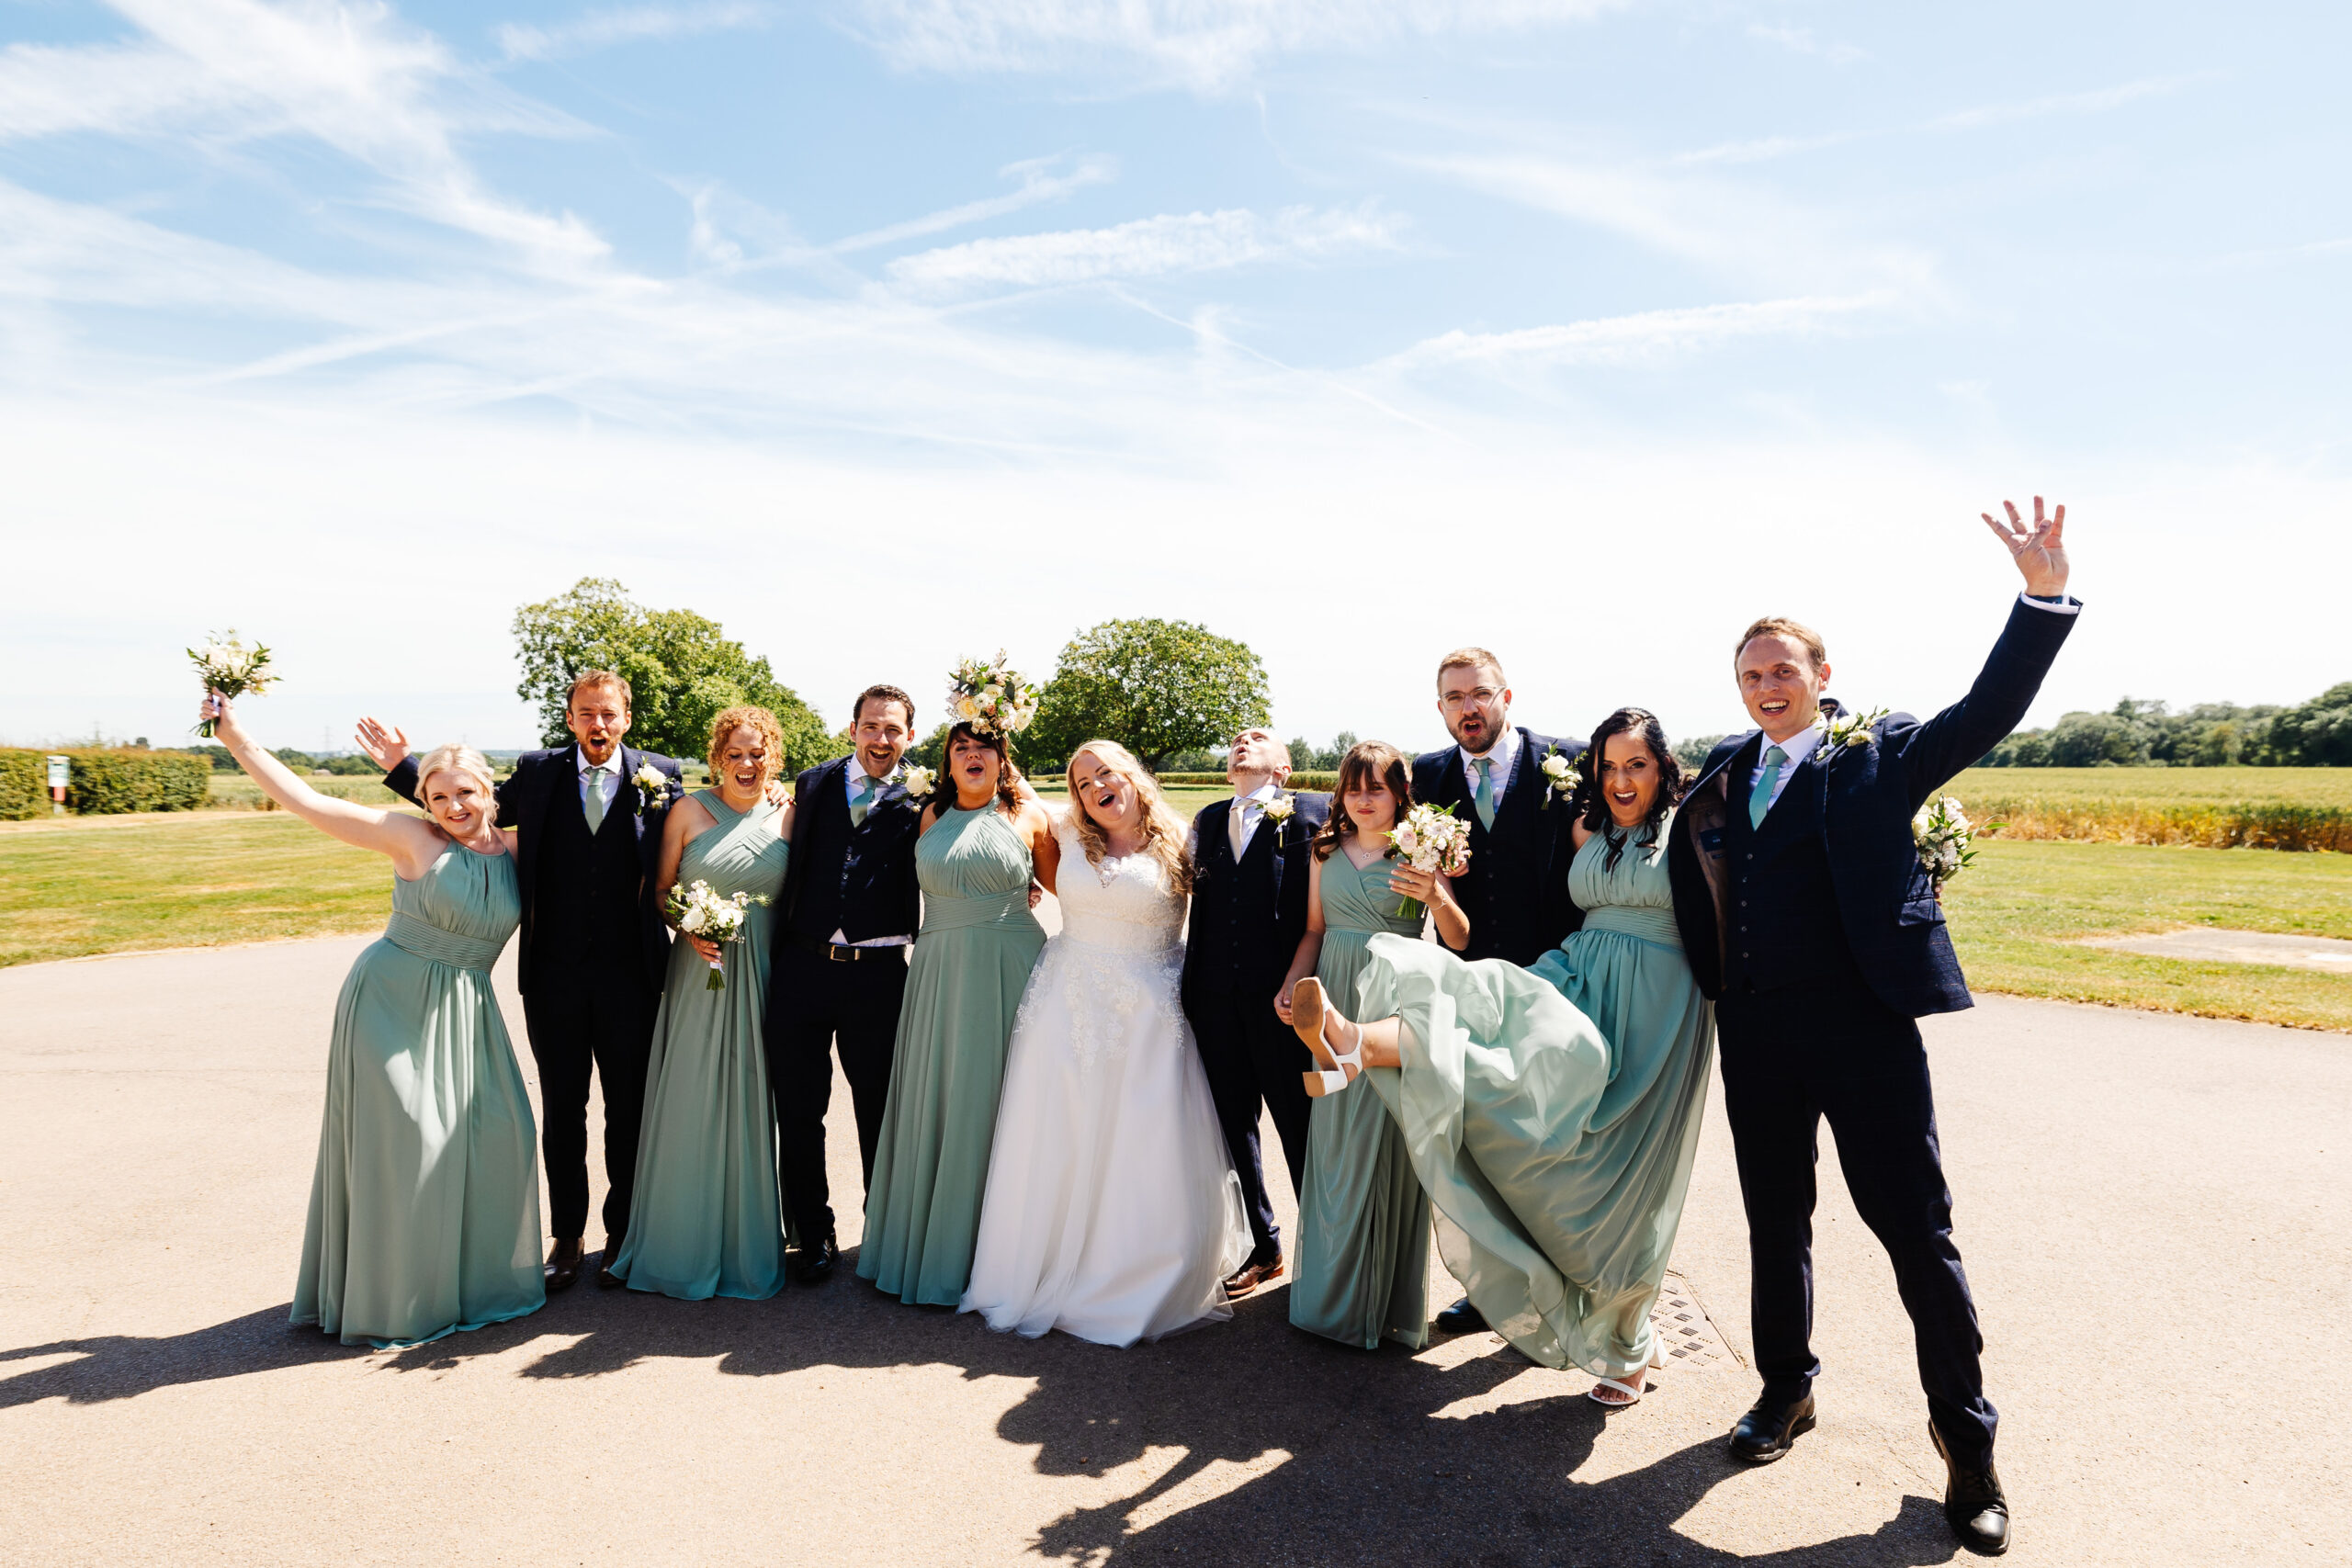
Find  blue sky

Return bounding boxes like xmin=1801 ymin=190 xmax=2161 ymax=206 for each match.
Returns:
xmin=4 ymin=0 xmax=2346 ymax=755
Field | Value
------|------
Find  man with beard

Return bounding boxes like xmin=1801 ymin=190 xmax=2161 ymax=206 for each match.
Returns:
xmin=1410 ymin=649 xmax=1581 ymax=1332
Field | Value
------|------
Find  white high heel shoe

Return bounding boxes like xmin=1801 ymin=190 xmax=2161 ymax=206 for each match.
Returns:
xmin=1291 ymin=978 xmax=1364 ymax=1098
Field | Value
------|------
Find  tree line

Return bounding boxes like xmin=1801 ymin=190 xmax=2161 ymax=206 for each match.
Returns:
xmin=1981 ymin=682 xmax=2352 ymax=767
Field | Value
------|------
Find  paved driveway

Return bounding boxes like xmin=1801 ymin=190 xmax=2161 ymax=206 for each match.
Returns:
xmin=2 ymin=932 xmax=2345 ymax=1564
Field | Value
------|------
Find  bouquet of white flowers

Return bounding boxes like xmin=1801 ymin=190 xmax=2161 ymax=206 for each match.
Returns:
xmin=1912 ymin=795 xmax=1978 ymax=887
xmin=664 ymin=878 xmax=770 ymax=990
xmin=187 ymin=630 xmax=277 ymax=738
xmin=1386 ymin=801 xmax=1472 ymax=920
xmin=947 ymin=653 xmax=1039 ymax=738
xmin=1538 ymin=745 xmax=1581 ymax=809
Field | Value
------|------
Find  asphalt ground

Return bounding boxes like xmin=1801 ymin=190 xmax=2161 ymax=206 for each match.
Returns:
xmin=3 ymin=923 xmax=2346 ymax=1565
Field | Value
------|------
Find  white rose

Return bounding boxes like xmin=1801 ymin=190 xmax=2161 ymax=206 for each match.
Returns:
xmin=680 ymin=907 xmax=707 ymax=934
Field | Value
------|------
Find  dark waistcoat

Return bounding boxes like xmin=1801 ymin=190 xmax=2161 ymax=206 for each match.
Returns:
xmin=787 ymin=781 xmax=921 ymax=942
xmin=532 ymin=776 xmax=648 ymax=982
xmin=1181 ymin=795 xmax=1323 ymax=1004
xmin=1722 ymin=750 xmax=1866 ymax=994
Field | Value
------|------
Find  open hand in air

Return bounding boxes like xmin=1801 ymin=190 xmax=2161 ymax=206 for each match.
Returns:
xmin=354 ymin=716 xmax=410 ymax=772
xmin=1981 ymin=496 xmax=2068 ymax=597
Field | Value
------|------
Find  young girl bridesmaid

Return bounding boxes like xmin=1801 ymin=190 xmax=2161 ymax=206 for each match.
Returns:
xmin=1274 ymin=741 xmax=1468 ymax=1349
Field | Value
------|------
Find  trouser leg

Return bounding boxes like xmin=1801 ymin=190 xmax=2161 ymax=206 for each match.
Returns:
xmin=1815 ymin=1010 xmax=1998 ymax=1466
xmin=1243 ymin=1001 xmax=1313 ymax=1201
xmin=833 ymin=953 xmax=908 ymax=1190
xmin=1185 ymin=987 xmax=1279 ymax=1262
xmin=1714 ymin=996 xmax=1824 ymax=1404
xmin=590 ymin=978 xmax=657 ymax=1247
xmin=769 ymin=948 xmax=843 ymax=1244
xmin=522 ymin=989 xmax=595 ymax=1242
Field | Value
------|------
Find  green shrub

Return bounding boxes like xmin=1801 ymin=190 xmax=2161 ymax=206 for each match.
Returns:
xmin=1155 ymin=771 xmax=1340 ymax=792
xmin=57 ymin=749 xmax=211 ymax=815
xmin=0 ymin=750 xmax=43 ymax=820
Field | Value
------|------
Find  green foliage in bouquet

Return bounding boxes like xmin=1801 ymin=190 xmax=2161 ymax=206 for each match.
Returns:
xmin=513 ymin=578 xmax=845 ymax=771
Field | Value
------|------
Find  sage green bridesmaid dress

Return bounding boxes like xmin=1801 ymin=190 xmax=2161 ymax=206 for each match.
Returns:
xmin=1289 ymin=848 xmax=1433 ymax=1350
xmin=857 ymin=803 xmax=1046 ymax=1305
xmin=1352 ymin=811 xmax=1715 ymax=1380
xmin=293 ymin=840 xmax=545 ymax=1349
xmin=614 ymin=792 xmax=790 ymax=1302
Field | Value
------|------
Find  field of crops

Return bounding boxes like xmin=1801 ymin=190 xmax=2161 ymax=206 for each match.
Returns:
xmin=1948 ymin=767 xmax=2352 ymax=852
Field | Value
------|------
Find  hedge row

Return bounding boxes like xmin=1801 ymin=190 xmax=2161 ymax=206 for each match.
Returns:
xmin=1157 ymin=770 xmax=1340 ymax=792
xmin=0 ymin=748 xmax=211 ymax=818
xmin=1982 ymin=803 xmax=2352 ymax=853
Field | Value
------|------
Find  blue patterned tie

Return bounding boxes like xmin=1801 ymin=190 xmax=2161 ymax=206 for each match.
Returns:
xmin=850 ymin=771 xmax=877 ymax=828
xmin=1750 ymin=745 xmax=1788 ymax=830
xmin=1471 ymin=756 xmax=1496 ymax=831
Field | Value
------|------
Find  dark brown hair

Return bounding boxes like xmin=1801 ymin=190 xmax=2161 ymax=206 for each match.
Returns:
xmin=1313 ymin=740 xmax=1413 ymax=862
xmin=1577 ymin=707 xmax=1686 ymax=872
xmin=853 ymin=683 xmax=915 ymax=728
xmin=939 ymin=721 xmax=1023 ymax=818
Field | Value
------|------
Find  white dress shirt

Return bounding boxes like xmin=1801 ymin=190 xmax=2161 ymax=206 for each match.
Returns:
xmin=833 ymin=758 xmax=911 ymax=948
xmin=1228 ymin=780 xmax=1281 ymax=858
xmin=578 ymin=751 xmax=622 ymax=812
xmin=1461 ymin=723 xmax=1523 ymax=803
xmin=1747 ymin=723 xmax=1824 ymax=816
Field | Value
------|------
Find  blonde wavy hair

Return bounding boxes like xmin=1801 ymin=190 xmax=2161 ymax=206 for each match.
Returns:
xmin=706 ymin=705 xmax=786 ymax=788
xmin=1064 ymin=739 xmax=1193 ymax=894
xmin=412 ymin=743 xmax=499 ymax=818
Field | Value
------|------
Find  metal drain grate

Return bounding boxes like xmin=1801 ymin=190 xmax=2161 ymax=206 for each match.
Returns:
xmin=1647 ymin=1274 xmax=1730 ymax=1371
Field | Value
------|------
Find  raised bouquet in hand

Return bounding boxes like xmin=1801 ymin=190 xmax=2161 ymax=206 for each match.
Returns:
xmin=187 ymin=630 xmax=277 ymax=738
xmin=664 ymin=878 xmax=769 ymax=990
xmin=1912 ymin=795 xmax=1978 ymax=887
xmin=1386 ymin=801 xmax=1472 ymax=920
xmin=948 ymin=652 xmax=1039 ymax=738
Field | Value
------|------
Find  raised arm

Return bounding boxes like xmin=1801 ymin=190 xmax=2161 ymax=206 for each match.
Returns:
xmin=208 ymin=695 xmax=445 ymax=876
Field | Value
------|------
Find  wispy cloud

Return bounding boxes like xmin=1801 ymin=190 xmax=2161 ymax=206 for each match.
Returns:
xmin=1931 ymin=74 xmax=2208 ymax=130
xmin=851 ymin=0 xmax=1623 ymax=91
xmin=831 ymin=153 xmax=1119 ymax=253
xmin=887 ymin=204 xmax=1403 ymax=292
xmin=1746 ymin=22 xmax=1864 ymax=65
xmin=1382 ymin=294 xmax=1891 ymax=371
xmin=495 ymin=3 xmax=771 ymax=63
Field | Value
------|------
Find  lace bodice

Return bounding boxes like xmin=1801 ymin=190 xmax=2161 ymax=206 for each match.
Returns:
xmin=1048 ymin=810 xmax=1184 ymax=955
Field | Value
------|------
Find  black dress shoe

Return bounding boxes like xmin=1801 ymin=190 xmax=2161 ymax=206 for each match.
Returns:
xmin=1433 ymin=1296 xmax=1488 ymax=1334
xmin=544 ymin=1236 xmax=584 ymax=1294
xmin=792 ymin=1234 xmax=838 ymax=1284
xmin=1931 ymin=1424 xmax=2011 ymax=1555
xmin=595 ymin=1240 xmax=628 ymax=1291
xmin=1728 ymin=1392 xmax=1816 ymax=1463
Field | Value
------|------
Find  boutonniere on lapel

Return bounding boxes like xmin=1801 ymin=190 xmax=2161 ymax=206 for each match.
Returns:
xmin=899 ymin=764 xmax=937 ymax=810
xmin=1537 ymin=745 xmax=1581 ymax=809
xmin=630 ymin=761 xmax=671 ymax=817
xmin=1261 ymin=794 xmax=1295 ymax=839
xmin=1813 ymin=705 xmax=1890 ymax=762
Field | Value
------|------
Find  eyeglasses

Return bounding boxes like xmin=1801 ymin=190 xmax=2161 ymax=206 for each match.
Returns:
xmin=1438 ymin=688 xmax=1503 ymax=712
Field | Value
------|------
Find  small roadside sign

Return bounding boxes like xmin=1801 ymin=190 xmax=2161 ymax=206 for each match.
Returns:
xmin=46 ymin=754 xmax=69 ymax=816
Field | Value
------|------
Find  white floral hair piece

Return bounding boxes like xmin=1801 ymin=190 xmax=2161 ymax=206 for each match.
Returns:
xmin=947 ymin=652 xmax=1039 ymax=739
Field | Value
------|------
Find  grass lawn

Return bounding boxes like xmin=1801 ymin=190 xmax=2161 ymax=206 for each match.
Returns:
xmin=10 ymin=797 xmax=2348 ymax=1032
xmin=1944 ymin=839 xmax=2352 ymax=1032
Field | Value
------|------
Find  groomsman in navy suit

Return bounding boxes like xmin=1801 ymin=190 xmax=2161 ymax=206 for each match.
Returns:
xmin=768 ymin=684 xmax=925 ymax=1284
xmin=1410 ymin=648 xmax=1581 ymax=1332
xmin=1668 ymin=499 xmax=2080 ymax=1557
xmin=1181 ymin=728 xmax=1329 ymax=1297
xmin=361 ymin=671 xmax=683 ymax=1292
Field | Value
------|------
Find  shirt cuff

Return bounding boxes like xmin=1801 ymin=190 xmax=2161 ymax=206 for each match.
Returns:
xmin=2018 ymin=591 xmax=2080 ymax=615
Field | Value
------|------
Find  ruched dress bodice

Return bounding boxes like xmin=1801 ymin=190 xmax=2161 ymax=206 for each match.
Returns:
xmin=918 ymin=805 xmax=1047 ymax=938
xmin=383 ymin=839 xmax=522 ymax=970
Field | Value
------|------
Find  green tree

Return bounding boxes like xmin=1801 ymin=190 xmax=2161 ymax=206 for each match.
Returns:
xmin=1028 ymin=618 xmax=1272 ymax=772
xmin=2261 ymin=681 xmax=2352 ymax=765
xmin=512 ymin=578 xmax=842 ymax=769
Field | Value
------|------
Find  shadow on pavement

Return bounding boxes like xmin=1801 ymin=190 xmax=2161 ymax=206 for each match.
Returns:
xmin=2 ymin=1257 xmax=1957 ymax=1565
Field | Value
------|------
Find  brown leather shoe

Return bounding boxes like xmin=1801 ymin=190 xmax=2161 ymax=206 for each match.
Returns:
xmin=595 ymin=1238 xmax=628 ymax=1291
xmin=544 ymin=1236 xmax=584 ymax=1293
xmin=1223 ymin=1256 xmax=1284 ymax=1299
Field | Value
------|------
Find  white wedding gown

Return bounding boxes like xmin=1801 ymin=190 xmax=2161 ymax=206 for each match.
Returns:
xmin=960 ymin=811 xmax=1250 ymax=1346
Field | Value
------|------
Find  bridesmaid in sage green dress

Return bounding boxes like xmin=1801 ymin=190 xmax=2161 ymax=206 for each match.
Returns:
xmin=200 ymin=694 xmax=544 ymax=1350
xmin=1276 ymin=742 xmax=1470 ymax=1350
xmin=1289 ymin=709 xmax=1715 ymax=1404
xmin=613 ymin=706 xmax=795 ymax=1302
xmin=858 ymin=720 xmax=1057 ymax=1306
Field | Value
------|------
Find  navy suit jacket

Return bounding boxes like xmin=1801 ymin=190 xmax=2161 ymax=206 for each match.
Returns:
xmin=1411 ymin=727 xmax=1582 ymax=965
xmin=1668 ymin=596 xmax=2079 ymax=1017
xmin=385 ymin=741 xmax=683 ymax=994
xmin=1181 ymin=790 xmax=1332 ymax=1005
xmin=775 ymin=754 xmax=925 ymax=948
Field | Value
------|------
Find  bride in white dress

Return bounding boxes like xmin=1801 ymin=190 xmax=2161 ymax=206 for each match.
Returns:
xmin=961 ymin=739 xmax=1250 ymax=1346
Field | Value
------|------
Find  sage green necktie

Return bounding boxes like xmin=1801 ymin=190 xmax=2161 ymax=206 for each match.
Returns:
xmin=850 ymin=771 xmax=877 ymax=828
xmin=582 ymin=762 xmax=609 ymax=833
xmin=1750 ymin=744 xmax=1789 ymax=829
xmin=1471 ymin=756 xmax=1497 ymax=831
